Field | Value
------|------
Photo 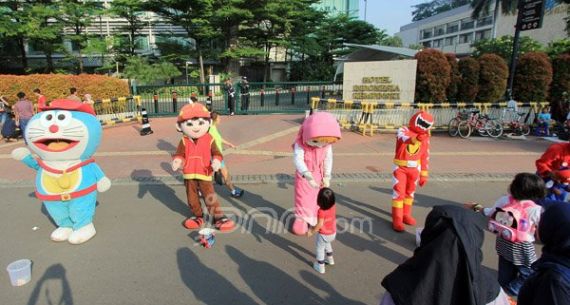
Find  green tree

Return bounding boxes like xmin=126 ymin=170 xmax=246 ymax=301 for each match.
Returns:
xmin=0 ymin=1 xmax=31 ymax=72
xmin=550 ymin=54 xmax=570 ymax=121
xmin=378 ymin=35 xmax=403 ymax=47
xmin=108 ymin=0 xmax=147 ymax=57
xmin=123 ymin=56 xmax=181 ymax=85
xmin=412 ymin=0 xmax=472 ymax=21
xmin=58 ymin=0 xmax=101 ymax=73
xmin=472 ymin=35 xmax=543 ymax=64
xmin=547 ymin=38 xmax=570 ymax=58
xmin=146 ymin=0 xmax=216 ymax=84
xmin=25 ymin=2 xmax=63 ymax=73
xmin=211 ymin=0 xmax=257 ymax=74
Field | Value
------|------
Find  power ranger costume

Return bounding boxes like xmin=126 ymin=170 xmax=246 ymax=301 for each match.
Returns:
xmin=391 ymin=111 xmax=434 ymax=232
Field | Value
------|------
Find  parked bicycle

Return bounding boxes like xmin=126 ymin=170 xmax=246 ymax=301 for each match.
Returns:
xmin=448 ymin=109 xmax=470 ymax=137
xmin=502 ymin=110 xmax=531 ymax=136
xmin=457 ymin=110 xmax=503 ymax=138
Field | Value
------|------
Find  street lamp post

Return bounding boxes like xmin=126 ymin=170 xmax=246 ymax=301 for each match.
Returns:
xmin=364 ymin=0 xmax=367 ymax=21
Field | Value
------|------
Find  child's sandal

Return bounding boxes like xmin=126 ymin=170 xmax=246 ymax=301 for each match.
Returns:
xmin=214 ymin=216 xmax=235 ymax=232
xmin=183 ymin=216 xmax=204 ymax=230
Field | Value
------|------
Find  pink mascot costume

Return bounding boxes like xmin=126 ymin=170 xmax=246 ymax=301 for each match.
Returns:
xmin=292 ymin=112 xmax=341 ymax=235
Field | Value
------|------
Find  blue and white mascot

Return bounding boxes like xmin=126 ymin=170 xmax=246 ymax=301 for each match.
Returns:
xmin=12 ymin=99 xmax=110 ymax=244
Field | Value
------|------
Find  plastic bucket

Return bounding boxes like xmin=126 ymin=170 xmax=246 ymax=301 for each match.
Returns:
xmin=6 ymin=259 xmax=32 ymax=286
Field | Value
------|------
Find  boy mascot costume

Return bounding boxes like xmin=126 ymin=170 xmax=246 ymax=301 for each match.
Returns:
xmin=11 ymin=99 xmax=110 ymax=244
xmin=172 ymin=103 xmax=234 ymax=231
xmin=292 ymin=112 xmax=341 ymax=235
xmin=392 ymin=111 xmax=434 ymax=232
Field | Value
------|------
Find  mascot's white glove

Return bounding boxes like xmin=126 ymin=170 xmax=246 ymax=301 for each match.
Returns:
xmin=212 ymin=159 xmax=222 ymax=172
xmin=172 ymin=158 xmax=183 ymax=171
xmin=97 ymin=177 xmax=112 ymax=192
xmin=303 ymin=171 xmax=319 ymax=189
xmin=322 ymin=175 xmax=331 ymax=188
xmin=11 ymin=147 xmax=31 ymax=161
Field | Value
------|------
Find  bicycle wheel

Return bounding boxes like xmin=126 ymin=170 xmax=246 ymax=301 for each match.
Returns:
xmin=458 ymin=120 xmax=472 ymax=139
xmin=486 ymin=120 xmax=504 ymax=138
xmin=519 ymin=124 xmax=531 ymax=136
xmin=448 ymin=118 xmax=460 ymax=137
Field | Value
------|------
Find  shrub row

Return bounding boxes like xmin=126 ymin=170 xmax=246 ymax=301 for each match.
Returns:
xmin=0 ymin=74 xmax=130 ymax=104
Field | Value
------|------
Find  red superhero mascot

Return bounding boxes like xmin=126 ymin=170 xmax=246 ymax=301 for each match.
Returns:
xmin=535 ymin=142 xmax=570 ymax=180
xmin=391 ymin=111 xmax=434 ymax=232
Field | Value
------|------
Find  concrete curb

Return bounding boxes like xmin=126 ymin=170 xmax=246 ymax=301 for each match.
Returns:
xmin=0 ymin=172 xmax=515 ymax=188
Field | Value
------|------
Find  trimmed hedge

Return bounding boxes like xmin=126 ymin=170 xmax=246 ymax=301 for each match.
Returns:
xmin=477 ymin=54 xmax=508 ymax=103
xmin=457 ymin=57 xmax=480 ymax=103
xmin=0 ymin=74 xmax=130 ymax=104
xmin=550 ymin=53 xmax=570 ymax=121
xmin=415 ymin=48 xmax=451 ymax=103
xmin=513 ymin=52 xmax=553 ymax=103
xmin=445 ymin=53 xmax=461 ymax=102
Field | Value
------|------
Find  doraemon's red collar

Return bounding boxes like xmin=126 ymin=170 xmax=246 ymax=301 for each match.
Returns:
xmin=39 ymin=99 xmax=96 ymax=116
xmin=37 ymin=158 xmax=95 ymax=174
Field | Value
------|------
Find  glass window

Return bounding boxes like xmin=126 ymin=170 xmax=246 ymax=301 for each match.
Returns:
xmin=475 ymin=29 xmax=492 ymax=41
xmin=422 ymin=41 xmax=432 ymax=48
xmin=477 ymin=15 xmax=493 ymax=27
xmin=433 ymin=39 xmax=443 ymax=48
xmin=434 ymin=25 xmax=445 ymax=37
xmin=447 ymin=22 xmax=459 ymax=34
xmin=461 ymin=18 xmax=475 ymax=30
xmin=445 ymin=36 xmax=456 ymax=46
xmin=421 ymin=29 xmax=433 ymax=40
xmin=135 ymin=36 xmax=149 ymax=51
xmin=459 ymin=33 xmax=473 ymax=44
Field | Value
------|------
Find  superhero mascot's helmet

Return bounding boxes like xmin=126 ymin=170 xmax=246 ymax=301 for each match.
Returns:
xmin=409 ymin=111 xmax=434 ymax=134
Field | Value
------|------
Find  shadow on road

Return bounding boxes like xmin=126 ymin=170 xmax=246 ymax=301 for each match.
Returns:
xmin=226 ymin=245 xmax=350 ymax=305
xmin=177 ymin=247 xmax=258 ymax=305
xmin=299 ymin=270 xmax=368 ymax=305
xmin=27 ymin=264 xmax=73 ymax=305
xmin=131 ymin=169 xmax=189 ymax=218
xmin=370 ymin=186 xmax=461 ymax=208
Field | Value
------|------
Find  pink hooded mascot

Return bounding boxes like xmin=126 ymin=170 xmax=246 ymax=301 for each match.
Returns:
xmin=292 ymin=112 xmax=341 ymax=235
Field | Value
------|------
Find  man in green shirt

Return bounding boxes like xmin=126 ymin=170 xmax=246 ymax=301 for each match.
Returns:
xmin=210 ymin=112 xmax=244 ymax=198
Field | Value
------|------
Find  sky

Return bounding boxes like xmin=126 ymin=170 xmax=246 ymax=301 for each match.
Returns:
xmin=359 ymin=0 xmax=427 ymax=35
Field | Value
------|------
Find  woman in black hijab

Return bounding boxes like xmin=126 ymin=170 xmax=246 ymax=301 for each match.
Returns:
xmin=380 ymin=205 xmax=510 ymax=305
xmin=518 ymin=204 xmax=570 ymax=305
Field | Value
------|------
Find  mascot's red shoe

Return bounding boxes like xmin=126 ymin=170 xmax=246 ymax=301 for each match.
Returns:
xmin=184 ymin=216 xmax=205 ymax=230
xmin=392 ymin=207 xmax=405 ymax=232
xmin=214 ymin=216 xmax=235 ymax=232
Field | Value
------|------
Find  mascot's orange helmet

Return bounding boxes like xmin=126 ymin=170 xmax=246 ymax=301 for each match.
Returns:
xmin=409 ymin=111 xmax=434 ymax=134
xmin=177 ymin=103 xmax=210 ymax=122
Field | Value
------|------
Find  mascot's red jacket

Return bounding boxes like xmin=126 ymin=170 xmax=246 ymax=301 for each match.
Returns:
xmin=391 ymin=111 xmax=434 ymax=232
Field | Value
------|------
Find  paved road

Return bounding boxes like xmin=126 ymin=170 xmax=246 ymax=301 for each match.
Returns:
xmin=1 ymin=180 xmax=531 ymax=305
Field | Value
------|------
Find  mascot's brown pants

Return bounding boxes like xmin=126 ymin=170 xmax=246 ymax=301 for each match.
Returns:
xmin=184 ymin=179 xmax=223 ymax=219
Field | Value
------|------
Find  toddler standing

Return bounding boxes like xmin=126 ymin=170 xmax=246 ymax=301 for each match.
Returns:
xmin=307 ymin=187 xmax=336 ymax=274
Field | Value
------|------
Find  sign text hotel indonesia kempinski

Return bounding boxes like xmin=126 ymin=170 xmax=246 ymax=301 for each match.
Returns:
xmin=352 ymin=77 xmax=401 ymax=100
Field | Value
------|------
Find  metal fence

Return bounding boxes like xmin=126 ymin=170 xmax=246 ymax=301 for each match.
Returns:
xmin=313 ymin=98 xmax=548 ymax=135
xmin=134 ymin=81 xmax=343 ymax=116
xmin=92 ymin=96 xmax=141 ymax=126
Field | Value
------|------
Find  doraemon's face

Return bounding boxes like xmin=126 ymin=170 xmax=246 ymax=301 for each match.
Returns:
xmin=25 ymin=110 xmax=102 ymax=161
xmin=179 ymin=117 xmax=210 ymax=139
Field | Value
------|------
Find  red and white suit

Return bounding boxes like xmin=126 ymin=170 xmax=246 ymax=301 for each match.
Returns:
xmin=391 ymin=111 xmax=434 ymax=232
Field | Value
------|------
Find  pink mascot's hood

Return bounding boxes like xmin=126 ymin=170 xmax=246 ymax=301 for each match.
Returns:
xmin=300 ymin=112 xmax=342 ymax=143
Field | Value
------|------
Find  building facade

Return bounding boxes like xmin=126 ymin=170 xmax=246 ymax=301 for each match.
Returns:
xmin=396 ymin=2 xmax=567 ymax=55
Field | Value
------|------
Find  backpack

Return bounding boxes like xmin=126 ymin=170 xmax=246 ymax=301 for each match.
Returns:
xmin=488 ymin=196 xmax=538 ymax=242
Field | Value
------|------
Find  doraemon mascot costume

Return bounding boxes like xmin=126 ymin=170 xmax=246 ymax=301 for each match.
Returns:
xmin=12 ymin=99 xmax=110 ymax=244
